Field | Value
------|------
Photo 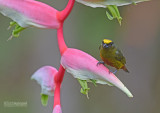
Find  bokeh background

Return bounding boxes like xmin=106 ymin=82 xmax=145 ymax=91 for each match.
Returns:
xmin=0 ymin=0 xmax=160 ymax=113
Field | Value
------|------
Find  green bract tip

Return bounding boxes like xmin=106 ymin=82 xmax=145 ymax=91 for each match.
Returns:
xmin=41 ymin=94 xmax=49 ymax=107
xmin=106 ymin=5 xmax=122 ymax=26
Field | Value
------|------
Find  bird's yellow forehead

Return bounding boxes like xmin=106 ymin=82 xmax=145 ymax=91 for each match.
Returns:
xmin=103 ymin=39 xmax=112 ymax=44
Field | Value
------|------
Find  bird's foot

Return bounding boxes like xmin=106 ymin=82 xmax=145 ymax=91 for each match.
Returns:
xmin=109 ymin=69 xmax=118 ymax=74
xmin=97 ymin=61 xmax=105 ymax=66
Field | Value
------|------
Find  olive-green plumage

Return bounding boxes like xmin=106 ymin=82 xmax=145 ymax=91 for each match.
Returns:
xmin=98 ymin=39 xmax=129 ymax=73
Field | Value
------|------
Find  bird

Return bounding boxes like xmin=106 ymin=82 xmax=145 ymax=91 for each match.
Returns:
xmin=97 ymin=39 xmax=129 ymax=73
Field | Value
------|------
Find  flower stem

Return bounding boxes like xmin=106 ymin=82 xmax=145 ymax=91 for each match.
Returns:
xmin=55 ymin=65 xmax=65 ymax=84
xmin=57 ymin=24 xmax=67 ymax=55
xmin=53 ymin=0 xmax=75 ymax=110
xmin=58 ymin=0 xmax=75 ymax=22
xmin=57 ymin=0 xmax=75 ymax=55
xmin=53 ymin=84 xmax=61 ymax=107
xmin=53 ymin=65 xmax=65 ymax=107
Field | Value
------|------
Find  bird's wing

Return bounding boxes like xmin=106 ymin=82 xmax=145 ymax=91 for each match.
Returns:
xmin=115 ymin=49 xmax=126 ymax=64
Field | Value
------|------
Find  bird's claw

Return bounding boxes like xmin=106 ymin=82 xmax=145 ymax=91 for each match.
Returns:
xmin=97 ymin=61 xmax=118 ymax=74
xmin=97 ymin=61 xmax=105 ymax=66
xmin=109 ymin=69 xmax=118 ymax=74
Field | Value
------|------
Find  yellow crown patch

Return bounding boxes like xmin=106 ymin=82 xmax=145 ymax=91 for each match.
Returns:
xmin=103 ymin=39 xmax=112 ymax=44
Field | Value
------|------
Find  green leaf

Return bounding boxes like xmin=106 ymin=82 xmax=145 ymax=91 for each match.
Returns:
xmin=106 ymin=11 xmax=114 ymax=20
xmin=41 ymin=94 xmax=49 ymax=106
xmin=78 ymin=79 xmax=90 ymax=99
xmin=106 ymin=5 xmax=122 ymax=25
xmin=7 ymin=21 xmax=25 ymax=40
xmin=90 ymin=79 xmax=97 ymax=86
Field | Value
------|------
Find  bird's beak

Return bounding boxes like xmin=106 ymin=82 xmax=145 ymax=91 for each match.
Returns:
xmin=103 ymin=43 xmax=108 ymax=48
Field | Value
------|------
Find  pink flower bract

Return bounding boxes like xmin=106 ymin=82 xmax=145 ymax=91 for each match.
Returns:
xmin=0 ymin=0 xmax=60 ymax=28
xmin=31 ymin=66 xmax=58 ymax=96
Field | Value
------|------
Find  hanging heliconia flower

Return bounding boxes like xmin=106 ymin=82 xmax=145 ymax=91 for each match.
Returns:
xmin=0 ymin=0 xmax=60 ymax=29
xmin=0 ymin=0 xmax=61 ymax=39
xmin=76 ymin=0 xmax=148 ymax=25
xmin=76 ymin=0 xmax=148 ymax=8
xmin=31 ymin=66 xmax=58 ymax=106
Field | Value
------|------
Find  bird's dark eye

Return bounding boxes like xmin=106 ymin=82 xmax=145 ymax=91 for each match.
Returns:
xmin=102 ymin=41 xmax=114 ymax=48
xmin=107 ymin=42 xmax=113 ymax=47
xmin=109 ymin=42 xmax=113 ymax=45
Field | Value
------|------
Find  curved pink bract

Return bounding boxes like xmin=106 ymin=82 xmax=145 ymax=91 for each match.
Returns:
xmin=31 ymin=66 xmax=58 ymax=96
xmin=0 ymin=0 xmax=60 ymax=28
xmin=61 ymin=48 xmax=133 ymax=97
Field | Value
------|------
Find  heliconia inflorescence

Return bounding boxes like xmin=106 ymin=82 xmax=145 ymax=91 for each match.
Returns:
xmin=0 ymin=0 xmax=148 ymax=113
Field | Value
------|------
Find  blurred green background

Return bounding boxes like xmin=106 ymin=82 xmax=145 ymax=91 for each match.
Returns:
xmin=0 ymin=0 xmax=160 ymax=113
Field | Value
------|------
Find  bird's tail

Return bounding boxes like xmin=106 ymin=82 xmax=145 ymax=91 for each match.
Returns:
xmin=122 ymin=66 xmax=129 ymax=73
